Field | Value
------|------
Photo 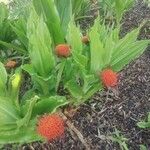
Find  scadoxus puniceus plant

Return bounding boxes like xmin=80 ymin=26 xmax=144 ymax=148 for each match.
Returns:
xmin=0 ymin=62 xmax=67 ymax=144
xmin=0 ymin=0 xmax=149 ymax=145
xmin=63 ymin=17 xmax=149 ymax=104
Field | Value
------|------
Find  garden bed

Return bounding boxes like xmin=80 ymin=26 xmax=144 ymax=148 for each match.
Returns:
xmin=16 ymin=1 xmax=150 ymax=150
xmin=1 ymin=0 xmax=150 ymax=150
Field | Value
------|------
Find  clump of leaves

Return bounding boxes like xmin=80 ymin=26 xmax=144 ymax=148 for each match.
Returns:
xmin=140 ymin=145 xmax=148 ymax=150
xmin=64 ymin=17 xmax=149 ymax=104
xmin=22 ymin=9 xmax=65 ymax=96
xmin=0 ymin=62 xmax=68 ymax=144
xmin=137 ymin=112 xmax=150 ymax=128
xmin=98 ymin=0 xmax=135 ymax=25
xmin=109 ymin=129 xmax=129 ymax=150
xmin=0 ymin=2 xmax=15 ymax=50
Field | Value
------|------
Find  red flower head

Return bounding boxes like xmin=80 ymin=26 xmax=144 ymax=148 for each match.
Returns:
xmin=81 ymin=35 xmax=89 ymax=44
xmin=55 ymin=44 xmax=71 ymax=57
xmin=101 ymin=69 xmax=117 ymax=88
xmin=37 ymin=114 xmax=64 ymax=141
xmin=5 ymin=60 xmax=17 ymax=68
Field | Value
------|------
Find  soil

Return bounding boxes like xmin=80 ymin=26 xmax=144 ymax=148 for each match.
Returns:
xmin=3 ymin=0 xmax=150 ymax=150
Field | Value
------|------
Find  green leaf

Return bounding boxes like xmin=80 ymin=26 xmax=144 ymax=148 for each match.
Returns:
xmin=22 ymin=64 xmax=56 ymax=96
xmin=148 ymin=112 xmax=150 ymax=122
xmin=0 ymin=62 xmax=7 ymax=96
xmin=112 ymin=27 xmax=140 ymax=59
xmin=55 ymin=0 xmax=72 ymax=35
xmin=27 ymin=13 xmax=55 ymax=77
xmin=67 ymin=19 xmax=88 ymax=70
xmin=82 ymin=73 xmax=99 ymax=93
xmin=32 ymin=96 xmax=68 ymax=116
xmin=0 ymin=97 xmax=20 ymax=126
xmin=82 ymin=83 xmax=102 ymax=103
xmin=140 ymin=145 xmax=147 ymax=150
xmin=17 ymin=96 xmax=39 ymax=128
xmin=0 ymin=3 xmax=8 ymax=24
xmin=65 ymin=79 xmax=83 ymax=99
xmin=8 ymin=70 xmax=22 ymax=108
xmin=73 ymin=54 xmax=88 ymax=71
xmin=137 ymin=121 xmax=150 ymax=129
xmin=67 ymin=19 xmax=82 ymax=54
xmin=103 ymin=31 xmax=114 ymax=66
xmin=0 ymin=119 xmax=42 ymax=144
xmin=137 ymin=112 xmax=150 ymax=129
xmin=111 ymin=40 xmax=149 ymax=71
xmin=89 ymin=18 xmax=104 ymax=72
xmin=11 ymin=18 xmax=28 ymax=50
xmin=72 ymin=0 xmax=83 ymax=13
xmin=55 ymin=60 xmax=66 ymax=91
xmin=33 ymin=0 xmax=65 ymax=44
xmin=0 ymin=40 xmax=26 ymax=54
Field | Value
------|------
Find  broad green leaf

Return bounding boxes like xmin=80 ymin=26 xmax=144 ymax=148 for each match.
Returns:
xmin=83 ymin=83 xmax=102 ymax=102
xmin=11 ymin=18 xmax=28 ymax=50
xmin=72 ymin=0 xmax=83 ymax=14
xmin=67 ymin=20 xmax=88 ymax=70
xmin=32 ymin=96 xmax=68 ymax=116
xmin=8 ymin=70 xmax=22 ymax=108
xmin=0 ymin=119 xmax=42 ymax=144
xmin=137 ymin=112 xmax=150 ymax=129
xmin=55 ymin=60 xmax=66 ymax=91
xmin=65 ymin=79 xmax=83 ymax=99
xmin=0 ymin=97 xmax=20 ymax=126
xmin=140 ymin=145 xmax=147 ymax=150
xmin=0 ymin=3 xmax=8 ymax=24
xmin=115 ymin=0 xmax=125 ymax=23
xmin=73 ymin=54 xmax=88 ymax=71
xmin=148 ymin=112 xmax=150 ymax=122
xmin=67 ymin=19 xmax=82 ymax=54
xmin=0 ymin=62 xmax=7 ymax=96
xmin=63 ymin=58 xmax=75 ymax=83
xmin=33 ymin=0 xmax=65 ymax=44
xmin=137 ymin=121 xmax=150 ymax=129
xmin=112 ymin=40 xmax=149 ymax=71
xmin=55 ymin=0 xmax=72 ymax=34
xmin=112 ymin=27 xmax=140 ymax=59
xmin=22 ymin=64 xmax=56 ymax=96
xmin=82 ymin=73 xmax=99 ymax=93
xmin=103 ymin=31 xmax=114 ymax=66
xmin=27 ymin=13 xmax=55 ymax=77
xmin=0 ymin=40 xmax=26 ymax=54
xmin=89 ymin=18 xmax=104 ymax=72
xmin=17 ymin=96 xmax=39 ymax=128
xmin=0 ymin=62 xmax=7 ymax=86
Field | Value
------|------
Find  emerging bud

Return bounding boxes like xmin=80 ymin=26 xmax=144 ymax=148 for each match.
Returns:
xmin=37 ymin=114 xmax=64 ymax=141
xmin=55 ymin=44 xmax=71 ymax=57
xmin=100 ymin=69 xmax=117 ymax=88
xmin=5 ymin=60 xmax=17 ymax=68
xmin=81 ymin=35 xmax=89 ymax=44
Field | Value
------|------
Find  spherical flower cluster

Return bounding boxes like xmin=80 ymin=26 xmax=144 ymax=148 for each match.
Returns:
xmin=37 ymin=114 xmax=64 ymax=141
xmin=81 ymin=35 xmax=89 ymax=44
xmin=55 ymin=44 xmax=71 ymax=57
xmin=5 ymin=60 xmax=17 ymax=68
xmin=101 ymin=69 xmax=118 ymax=88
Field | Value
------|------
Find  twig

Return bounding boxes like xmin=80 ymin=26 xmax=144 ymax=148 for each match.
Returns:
xmin=59 ymin=112 xmax=90 ymax=150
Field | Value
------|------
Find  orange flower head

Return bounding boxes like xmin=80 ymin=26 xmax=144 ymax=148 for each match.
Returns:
xmin=5 ymin=60 xmax=17 ymax=68
xmin=82 ymin=35 xmax=89 ymax=44
xmin=55 ymin=44 xmax=71 ymax=57
xmin=101 ymin=69 xmax=117 ymax=88
xmin=37 ymin=114 xmax=64 ymax=141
